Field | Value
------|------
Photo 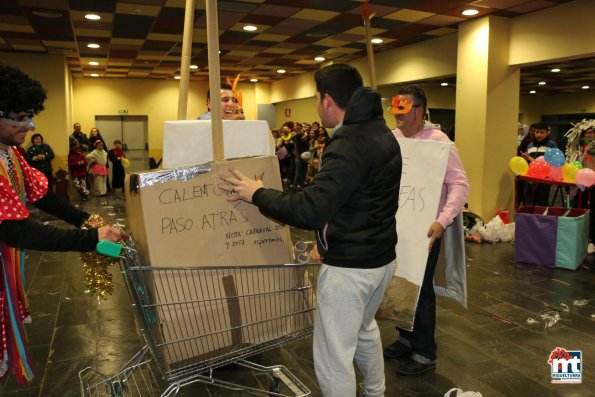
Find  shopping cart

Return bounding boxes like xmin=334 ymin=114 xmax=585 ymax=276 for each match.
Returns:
xmin=79 ymin=237 xmax=318 ymax=396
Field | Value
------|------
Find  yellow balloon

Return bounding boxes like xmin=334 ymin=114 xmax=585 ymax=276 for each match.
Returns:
xmin=121 ymin=157 xmax=131 ymax=168
xmin=562 ymin=163 xmax=578 ymax=183
xmin=509 ymin=156 xmax=528 ymax=175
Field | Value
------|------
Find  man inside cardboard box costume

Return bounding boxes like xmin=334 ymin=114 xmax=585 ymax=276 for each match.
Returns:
xmin=0 ymin=63 xmax=122 ymax=386
xmin=220 ymin=63 xmax=402 ymax=397
xmin=198 ymin=82 xmax=237 ymax=120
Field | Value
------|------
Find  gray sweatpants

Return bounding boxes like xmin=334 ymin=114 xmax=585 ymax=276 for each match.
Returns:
xmin=314 ymin=260 xmax=396 ymax=397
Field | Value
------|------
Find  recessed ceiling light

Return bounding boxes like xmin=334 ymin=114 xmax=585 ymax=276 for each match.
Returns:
xmin=90 ymin=73 xmax=99 ymax=77
xmin=87 ymin=43 xmax=100 ymax=49
xmin=189 ymin=64 xmax=198 ymax=69
xmin=277 ymin=69 xmax=286 ymax=74
xmin=243 ymin=25 xmax=258 ymax=32
xmin=250 ymin=78 xmax=258 ymax=82
xmin=88 ymin=61 xmax=99 ymax=66
xmin=462 ymin=9 xmax=479 ymax=16
xmin=314 ymin=56 xmax=325 ymax=62
xmin=371 ymin=38 xmax=383 ymax=44
xmin=174 ymin=76 xmax=181 ymax=80
xmin=529 ymin=90 xmax=536 ymax=94
xmin=85 ymin=14 xmax=101 ymax=20
xmin=551 ymin=68 xmax=560 ymax=73
xmin=538 ymin=81 xmax=546 ymax=85
xmin=582 ymin=85 xmax=590 ymax=89
xmin=441 ymin=82 xmax=448 ymax=86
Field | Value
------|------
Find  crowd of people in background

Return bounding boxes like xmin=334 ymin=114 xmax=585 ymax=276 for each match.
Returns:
xmin=271 ymin=120 xmax=329 ymax=190
xmin=68 ymin=123 xmax=127 ymax=200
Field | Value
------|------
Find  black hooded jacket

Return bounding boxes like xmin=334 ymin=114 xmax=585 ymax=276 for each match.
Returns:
xmin=252 ymin=87 xmax=402 ymax=268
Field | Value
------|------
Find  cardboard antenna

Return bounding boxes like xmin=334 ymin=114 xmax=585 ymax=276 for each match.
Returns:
xmin=177 ymin=0 xmax=224 ymax=161
xmin=206 ymin=0 xmax=224 ymax=161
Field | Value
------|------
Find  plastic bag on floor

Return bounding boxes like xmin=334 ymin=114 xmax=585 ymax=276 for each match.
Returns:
xmin=477 ymin=215 xmax=515 ymax=243
xmin=478 ymin=215 xmax=503 ymax=242
xmin=445 ymin=388 xmax=483 ymax=397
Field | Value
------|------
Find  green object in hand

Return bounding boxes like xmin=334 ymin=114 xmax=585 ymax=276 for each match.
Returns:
xmin=96 ymin=240 xmax=122 ymax=258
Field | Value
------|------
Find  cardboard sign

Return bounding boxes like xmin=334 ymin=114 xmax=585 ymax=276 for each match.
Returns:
xmin=125 ymin=156 xmax=293 ymax=267
xmin=378 ymin=139 xmax=450 ymax=330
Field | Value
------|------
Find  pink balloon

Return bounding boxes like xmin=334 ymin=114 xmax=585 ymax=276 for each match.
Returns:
xmin=534 ymin=156 xmax=546 ymax=162
xmin=547 ymin=166 xmax=563 ymax=181
xmin=527 ymin=160 xmax=551 ymax=179
xmin=576 ymin=168 xmax=595 ymax=187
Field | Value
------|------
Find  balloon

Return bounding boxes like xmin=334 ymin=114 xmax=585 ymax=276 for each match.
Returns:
xmin=562 ymin=163 xmax=579 ymax=183
xmin=570 ymin=160 xmax=583 ymax=170
xmin=509 ymin=156 xmax=528 ymax=175
xmin=547 ymin=166 xmax=563 ymax=181
xmin=576 ymin=168 xmax=595 ymax=187
xmin=534 ymin=156 xmax=545 ymax=162
xmin=121 ymin=158 xmax=130 ymax=168
xmin=543 ymin=148 xmax=565 ymax=167
xmin=527 ymin=160 xmax=551 ymax=179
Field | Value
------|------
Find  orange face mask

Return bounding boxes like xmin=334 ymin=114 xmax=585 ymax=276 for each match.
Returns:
xmin=390 ymin=96 xmax=415 ymax=115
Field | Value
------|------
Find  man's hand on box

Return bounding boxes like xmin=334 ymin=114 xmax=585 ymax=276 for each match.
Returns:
xmin=218 ymin=166 xmax=264 ymax=204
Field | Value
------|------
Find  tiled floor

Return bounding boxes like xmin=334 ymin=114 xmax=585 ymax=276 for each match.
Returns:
xmin=3 ymin=192 xmax=594 ymax=397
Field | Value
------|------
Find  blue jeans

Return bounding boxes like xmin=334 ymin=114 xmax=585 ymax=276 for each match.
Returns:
xmin=396 ymin=237 xmax=442 ymax=362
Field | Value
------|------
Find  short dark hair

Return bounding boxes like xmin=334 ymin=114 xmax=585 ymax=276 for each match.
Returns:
xmin=314 ymin=64 xmax=363 ymax=109
xmin=0 ymin=63 xmax=46 ymax=115
xmin=31 ymin=133 xmax=43 ymax=143
xmin=397 ymin=84 xmax=427 ymax=110
xmin=114 ymin=139 xmax=122 ymax=144
xmin=533 ymin=122 xmax=549 ymax=131
xmin=207 ymin=82 xmax=233 ymax=102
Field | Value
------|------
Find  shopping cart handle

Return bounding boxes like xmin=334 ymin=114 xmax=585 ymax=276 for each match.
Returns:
xmin=96 ymin=240 xmax=122 ymax=258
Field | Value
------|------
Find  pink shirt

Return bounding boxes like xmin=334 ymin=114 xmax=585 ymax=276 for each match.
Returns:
xmin=393 ymin=123 xmax=469 ymax=229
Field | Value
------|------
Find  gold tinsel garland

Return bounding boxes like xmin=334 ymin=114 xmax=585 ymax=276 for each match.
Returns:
xmin=80 ymin=214 xmax=118 ymax=299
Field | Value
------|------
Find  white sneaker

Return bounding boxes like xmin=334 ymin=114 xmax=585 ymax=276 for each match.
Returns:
xmin=588 ymin=243 xmax=595 ymax=255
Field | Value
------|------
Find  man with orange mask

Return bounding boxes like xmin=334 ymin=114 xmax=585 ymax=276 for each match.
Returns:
xmin=384 ymin=85 xmax=469 ymax=376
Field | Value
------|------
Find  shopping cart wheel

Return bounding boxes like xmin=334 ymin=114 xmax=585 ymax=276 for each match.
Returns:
xmin=269 ymin=375 xmax=281 ymax=395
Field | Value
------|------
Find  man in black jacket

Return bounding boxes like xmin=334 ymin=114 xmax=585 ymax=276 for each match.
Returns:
xmin=219 ymin=64 xmax=402 ymax=397
xmin=0 ymin=63 xmax=122 ymax=385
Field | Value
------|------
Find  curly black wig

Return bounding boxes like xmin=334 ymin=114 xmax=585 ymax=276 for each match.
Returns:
xmin=0 ymin=63 xmax=47 ymax=115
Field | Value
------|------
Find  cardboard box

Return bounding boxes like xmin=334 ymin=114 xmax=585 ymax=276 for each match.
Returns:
xmin=125 ymin=156 xmax=293 ymax=267
xmin=162 ymin=120 xmax=276 ymax=169
xmin=125 ymin=156 xmax=315 ymax=371
xmin=148 ymin=266 xmax=315 ymax=371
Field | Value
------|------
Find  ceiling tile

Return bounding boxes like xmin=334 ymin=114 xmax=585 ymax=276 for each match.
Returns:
xmin=384 ymin=9 xmax=435 ymax=22
xmin=291 ymin=9 xmax=339 ymax=22
xmin=419 ymin=14 xmax=465 ymax=26
xmin=252 ymin=4 xmax=301 ymax=17
xmin=425 ymin=27 xmax=458 ymax=36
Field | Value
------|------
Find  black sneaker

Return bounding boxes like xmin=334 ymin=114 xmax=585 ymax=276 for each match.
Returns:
xmin=395 ymin=357 xmax=435 ymax=376
xmin=383 ymin=340 xmax=412 ymax=359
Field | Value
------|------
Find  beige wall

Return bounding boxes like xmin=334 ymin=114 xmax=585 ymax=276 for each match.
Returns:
xmin=72 ymin=78 xmax=259 ymax=159
xmin=509 ymin=0 xmax=595 ymax=65
xmin=274 ymin=97 xmax=318 ymax=128
xmin=270 ymin=33 xmax=458 ymax=104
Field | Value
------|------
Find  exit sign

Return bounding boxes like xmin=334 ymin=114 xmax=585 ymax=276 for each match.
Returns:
xmin=118 ymin=109 xmax=128 ymax=114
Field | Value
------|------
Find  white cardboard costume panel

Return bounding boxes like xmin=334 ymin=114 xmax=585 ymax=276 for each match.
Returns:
xmin=162 ymin=120 xmax=275 ymax=169
xmin=392 ymin=138 xmax=450 ymax=329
